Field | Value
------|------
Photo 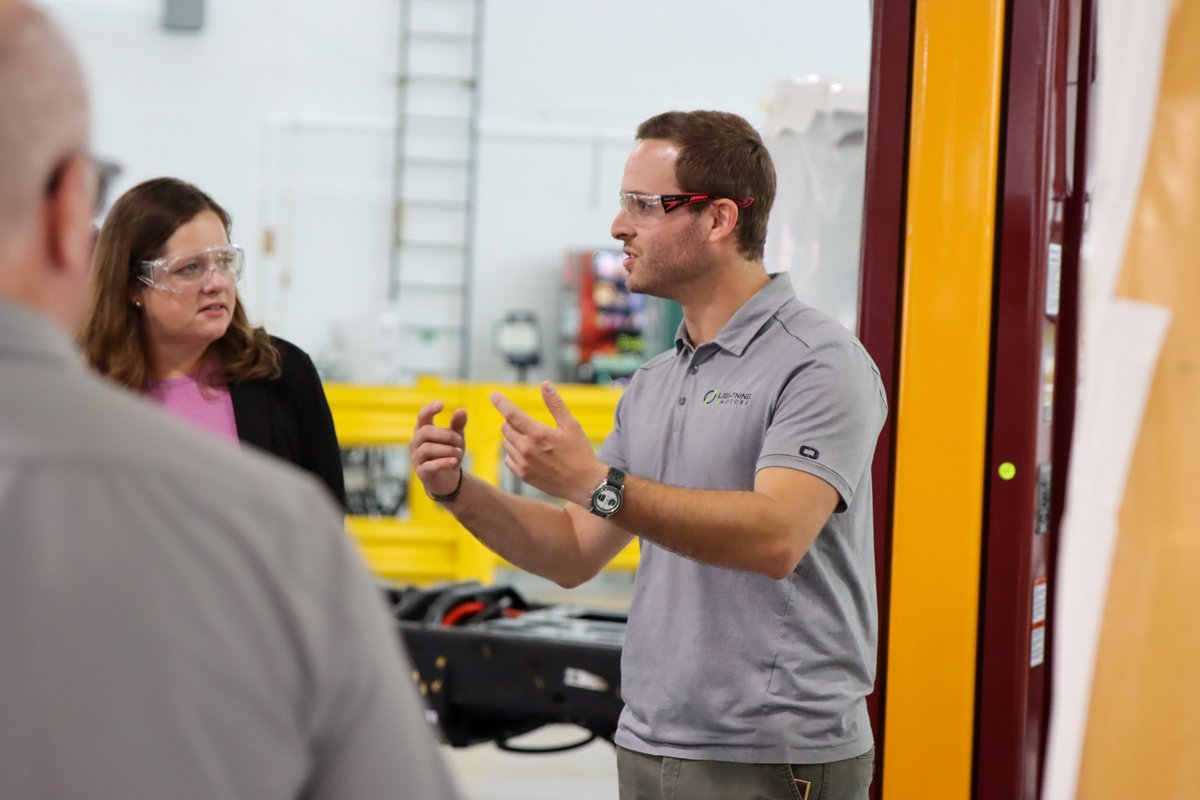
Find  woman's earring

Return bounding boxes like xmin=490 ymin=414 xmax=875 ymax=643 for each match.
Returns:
xmin=133 ymin=300 xmax=143 ymax=308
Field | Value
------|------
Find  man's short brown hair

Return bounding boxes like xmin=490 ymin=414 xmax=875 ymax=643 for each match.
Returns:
xmin=636 ymin=110 xmax=775 ymax=261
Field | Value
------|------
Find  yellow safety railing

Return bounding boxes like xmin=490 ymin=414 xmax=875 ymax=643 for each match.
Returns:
xmin=326 ymin=377 xmax=639 ymax=585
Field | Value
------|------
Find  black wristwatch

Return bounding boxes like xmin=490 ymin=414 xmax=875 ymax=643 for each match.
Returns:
xmin=588 ymin=466 xmax=625 ymax=518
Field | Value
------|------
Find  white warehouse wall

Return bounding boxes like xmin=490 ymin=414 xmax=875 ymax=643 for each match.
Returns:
xmin=48 ymin=0 xmax=401 ymax=381
xmin=46 ymin=0 xmax=870 ymax=383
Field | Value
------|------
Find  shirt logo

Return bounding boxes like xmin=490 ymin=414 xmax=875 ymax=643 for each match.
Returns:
xmin=703 ymin=388 xmax=752 ymax=406
xmin=799 ymin=445 xmax=820 ymax=459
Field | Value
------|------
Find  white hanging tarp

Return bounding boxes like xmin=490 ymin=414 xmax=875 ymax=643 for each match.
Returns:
xmin=759 ymin=76 xmax=868 ymax=333
xmin=1041 ymin=1 xmax=1174 ymax=797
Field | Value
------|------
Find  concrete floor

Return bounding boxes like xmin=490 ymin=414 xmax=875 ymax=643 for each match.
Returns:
xmin=445 ymin=727 xmax=617 ymax=800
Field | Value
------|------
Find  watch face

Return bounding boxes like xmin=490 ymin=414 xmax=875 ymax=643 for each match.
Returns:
xmin=593 ymin=485 xmax=621 ymax=515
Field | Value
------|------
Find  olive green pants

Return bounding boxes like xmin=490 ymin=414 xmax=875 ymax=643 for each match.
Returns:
xmin=617 ymin=746 xmax=875 ymax=800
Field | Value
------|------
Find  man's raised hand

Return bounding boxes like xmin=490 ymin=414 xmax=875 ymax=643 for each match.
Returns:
xmin=490 ymin=381 xmax=604 ymax=506
xmin=411 ymin=400 xmax=468 ymax=498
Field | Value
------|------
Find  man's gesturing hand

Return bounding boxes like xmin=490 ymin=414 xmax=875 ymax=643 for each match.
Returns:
xmin=490 ymin=381 xmax=606 ymax=507
xmin=411 ymin=401 xmax=468 ymax=498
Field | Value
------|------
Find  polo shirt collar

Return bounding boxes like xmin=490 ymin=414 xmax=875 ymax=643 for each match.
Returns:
xmin=674 ymin=273 xmax=797 ymax=357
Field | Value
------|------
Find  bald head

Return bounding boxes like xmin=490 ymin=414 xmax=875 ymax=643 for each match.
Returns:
xmin=0 ymin=0 xmax=95 ymax=330
xmin=0 ymin=0 xmax=89 ymax=240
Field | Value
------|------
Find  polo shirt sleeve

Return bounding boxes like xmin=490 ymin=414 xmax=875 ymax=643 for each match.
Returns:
xmin=757 ymin=340 xmax=887 ymax=512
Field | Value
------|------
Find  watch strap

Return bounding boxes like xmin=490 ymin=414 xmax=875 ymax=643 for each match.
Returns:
xmin=606 ymin=466 xmax=625 ymax=489
xmin=427 ymin=468 xmax=464 ymax=503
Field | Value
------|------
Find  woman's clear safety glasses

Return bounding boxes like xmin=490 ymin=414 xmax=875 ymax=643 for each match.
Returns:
xmin=137 ymin=244 xmax=245 ymax=293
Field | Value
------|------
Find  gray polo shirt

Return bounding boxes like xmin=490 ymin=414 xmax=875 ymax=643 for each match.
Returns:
xmin=599 ymin=274 xmax=887 ymax=764
xmin=0 ymin=301 xmax=458 ymax=799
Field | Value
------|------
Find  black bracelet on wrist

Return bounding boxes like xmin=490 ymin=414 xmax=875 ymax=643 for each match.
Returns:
xmin=427 ymin=468 xmax=464 ymax=503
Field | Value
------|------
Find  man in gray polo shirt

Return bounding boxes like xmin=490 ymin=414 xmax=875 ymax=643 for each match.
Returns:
xmin=0 ymin=4 xmax=458 ymax=797
xmin=413 ymin=110 xmax=887 ymax=800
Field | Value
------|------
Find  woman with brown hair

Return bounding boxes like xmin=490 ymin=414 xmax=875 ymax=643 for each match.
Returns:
xmin=79 ymin=177 xmax=346 ymax=508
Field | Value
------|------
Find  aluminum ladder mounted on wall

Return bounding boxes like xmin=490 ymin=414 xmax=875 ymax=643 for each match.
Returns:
xmin=386 ymin=0 xmax=484 ymax=382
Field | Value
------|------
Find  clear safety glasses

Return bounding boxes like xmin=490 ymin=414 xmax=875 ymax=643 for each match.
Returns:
xmin=137 ymin=244 xmax=245 ymax=293
xmin=617 ymin=191 xmax=755 ymax=220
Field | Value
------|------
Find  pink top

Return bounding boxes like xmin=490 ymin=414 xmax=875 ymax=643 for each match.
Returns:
xmin=145 ymin=374 xmax=240 ymax=445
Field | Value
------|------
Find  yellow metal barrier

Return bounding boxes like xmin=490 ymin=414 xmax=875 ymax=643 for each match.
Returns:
xmin=883 ymin=0 xmax=1006 ymax=796
xmin=326 ymin=377 xmax=639 ymax=585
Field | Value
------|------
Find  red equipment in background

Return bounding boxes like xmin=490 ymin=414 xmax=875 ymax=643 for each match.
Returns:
xmin=560 ymin=249 xmax=650 ymax=385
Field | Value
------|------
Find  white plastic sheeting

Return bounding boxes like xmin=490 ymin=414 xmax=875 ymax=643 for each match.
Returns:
xmin=759 ymin=77 xmax=868 ymax=333
xmin=1041 ymin=1 xmax=1174 ymax=797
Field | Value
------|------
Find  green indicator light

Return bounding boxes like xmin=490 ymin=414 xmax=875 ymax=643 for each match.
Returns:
xmin=998 ymin=462 xmax=1017 ymax=481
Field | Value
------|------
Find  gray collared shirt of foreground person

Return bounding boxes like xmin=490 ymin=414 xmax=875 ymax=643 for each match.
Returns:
xmin=599 ymin=274 xmax=887 ymax=765
xmin=0 ymin=301 xmax=459 ymax=799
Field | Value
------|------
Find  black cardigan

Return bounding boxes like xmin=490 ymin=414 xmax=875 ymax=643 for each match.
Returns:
xmin=229 ymin=337 xmax=346 ymax=510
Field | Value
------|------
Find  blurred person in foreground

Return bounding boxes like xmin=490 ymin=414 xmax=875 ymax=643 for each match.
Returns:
xmin=413 ymin=110 xmax=887 ymax=800
xmin=0 ymin=2 xmax=457 ymax=797
xmin=78 ymin=177 xmax=345 ymax=508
